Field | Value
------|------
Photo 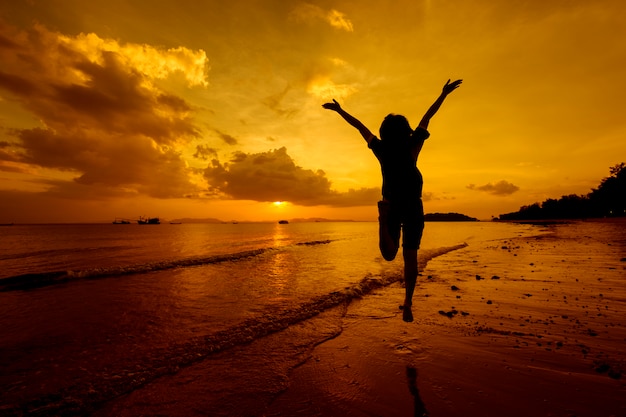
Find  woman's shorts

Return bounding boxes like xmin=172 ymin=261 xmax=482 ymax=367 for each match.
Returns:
xmin=386 ymin=199 xmax=425 ymax=250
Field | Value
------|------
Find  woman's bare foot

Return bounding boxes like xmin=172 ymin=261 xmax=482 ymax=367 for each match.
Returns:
xmin=399 ymin=303 xmax=413 ymax=322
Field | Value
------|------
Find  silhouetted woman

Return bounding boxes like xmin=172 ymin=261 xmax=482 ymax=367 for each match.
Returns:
xmin=323 ymin=79 xmax=462 ymax=322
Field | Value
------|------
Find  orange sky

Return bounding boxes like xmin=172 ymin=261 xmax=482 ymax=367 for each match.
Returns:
xmin=1 ymin=0 xmax=625 ymax=222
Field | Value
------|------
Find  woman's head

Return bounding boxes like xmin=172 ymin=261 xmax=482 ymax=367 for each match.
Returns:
xmin=380 ymin=114 xmax=412 ymax=141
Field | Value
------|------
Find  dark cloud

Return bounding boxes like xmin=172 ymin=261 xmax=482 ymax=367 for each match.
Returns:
xmin=203 ymin=147 xmax=378 ymax=206
xmin=0 ymin=23 xmax=206 ymax=199
xmin=46 ymin=51 xmax=199 ymax=144
xmin=422 ymin=191 xmax=456 ymax=201
xmin=11 ymin=127 xmax=194 ymax=198
xmin=0 ymin=71 xmax=37 ymax=95
xmin=0 ymin=34 xmax=19 ymax=49
xmin=214 ymin=129 xmax=238 ymax=145
xmin=193 ymin=144 xmax=218 ymax=161
xmin=157 ymin=93 xmax=193 ymax=113
xmin=467 ymin=180 xmax=519 ymax=196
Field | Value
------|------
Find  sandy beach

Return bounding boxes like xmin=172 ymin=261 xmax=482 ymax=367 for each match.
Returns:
xmin=90 ymin=220 xmax=626 ymax=417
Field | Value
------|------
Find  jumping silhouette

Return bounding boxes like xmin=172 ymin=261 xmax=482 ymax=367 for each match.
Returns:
xmin=323 ymin=79 xmax=462 ymax=322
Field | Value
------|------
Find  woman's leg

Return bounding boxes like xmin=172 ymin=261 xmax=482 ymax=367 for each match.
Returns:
xmin=378 ymin=200 xmax=400 ymax=261
xmin=402 ymin=247 xmax=418 ymax=322
xmin=399 ymin=199 xmax=424 ymax=321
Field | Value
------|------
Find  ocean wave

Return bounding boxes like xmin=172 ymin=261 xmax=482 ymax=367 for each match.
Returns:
xmin=7 ymin=243 xmax=467 ymax=416
xmin=0 ymin=240 xmax=334 ymax=292
xmin=0 ymin=244 xmax=140 ymax=262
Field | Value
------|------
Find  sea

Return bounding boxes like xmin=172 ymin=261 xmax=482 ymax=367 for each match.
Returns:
xmin=0 ymin=220 xmax=622 ymax=415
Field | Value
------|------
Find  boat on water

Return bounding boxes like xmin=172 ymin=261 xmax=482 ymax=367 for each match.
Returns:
xmin=137 ymin=216 xmax=160 ymax=225
xmin=278 ymin=220 xmax=289 ymax=224
xmin=112 ymin=218 xmax=131 ymax=224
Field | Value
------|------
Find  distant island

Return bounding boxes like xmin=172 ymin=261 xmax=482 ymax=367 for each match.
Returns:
xmin=289 ymin=218 xmax=355 ymax=223
xmin=167 ymin=217 xmax=223 ymax=224
xmin=424 ymin=212 xmax=478 ymax=222
xmin=166 ymin=217 xmax=356 ymax=224
xmin=497 ymin=163 xmax=625 ymax=221
xmin=167 ymin=215 xmax=480 ymax=224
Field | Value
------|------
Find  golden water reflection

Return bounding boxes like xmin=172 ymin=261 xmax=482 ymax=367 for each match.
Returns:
xmin=267 ymin=223 xmax=297 ymax=294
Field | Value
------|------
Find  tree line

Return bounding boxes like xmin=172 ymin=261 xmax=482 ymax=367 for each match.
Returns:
xmin=497 ymin=163 xmax=626 ymax=220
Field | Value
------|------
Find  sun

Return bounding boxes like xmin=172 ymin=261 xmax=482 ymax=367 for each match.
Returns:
xmin=272 ymin=201 xmax=285 ymax=207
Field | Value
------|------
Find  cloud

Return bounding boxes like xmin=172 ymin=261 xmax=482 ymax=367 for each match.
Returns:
xmin=57 ymin=30 xmax=209 ymax=87
xmin=307 ymin=76 xmax=358 ymax=101
xmin=194 ymin=144 xmax=218 ymax=161
xmin=304 ymin=57 xmax=359 ymax=100
xmin=467 ymin=180 xmax=520 ymax=196
xmin=0 ymin=23 xmax=210 ymax=199
xmin=326 ymin=9 xmax=355 ymax=32
xmin=262 ymin=84 xmax=297 ymax=116
xmin=213 ymin=129 xmax=238 ymax=146
xmin=203 ymin=147 xmax=378 ymax=206
xmin=422 ymin=191 xmax=456 ymax=201
xmin=290 ymin=4 xmax=354 ymax=32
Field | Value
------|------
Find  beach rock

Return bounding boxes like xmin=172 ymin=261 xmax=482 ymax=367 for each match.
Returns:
xmin=451 ymin=285 xmax=460 ymax=291
xmin=438 ymin=309 xmax=458 ymax=318
xmin=491 ymin=275 xmax=500 ymax=280
xmin=475 ymin=275 xmax=483 ymax=280
xmin=608 ymin=370 xmax=622 ymax=380
xmin=595 ymin=363 xmax=610 ymax=374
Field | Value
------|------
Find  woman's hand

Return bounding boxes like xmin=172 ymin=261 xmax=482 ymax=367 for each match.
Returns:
xmin=442 ymin=79 xmax=463 ymax=95
xmin=322 ymin=99 xmax=342 ymax=111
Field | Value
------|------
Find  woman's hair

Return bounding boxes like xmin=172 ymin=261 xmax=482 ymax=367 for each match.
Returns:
xmin=379 ymin=114 xmax=413 ymax=141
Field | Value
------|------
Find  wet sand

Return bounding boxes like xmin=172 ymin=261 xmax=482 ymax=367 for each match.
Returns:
xmin=96 ymin=221 xmax=626 ymax=417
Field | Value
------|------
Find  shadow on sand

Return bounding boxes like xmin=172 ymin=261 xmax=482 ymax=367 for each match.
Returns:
xmin=407 ymin=366 xmax=429 ymax=417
